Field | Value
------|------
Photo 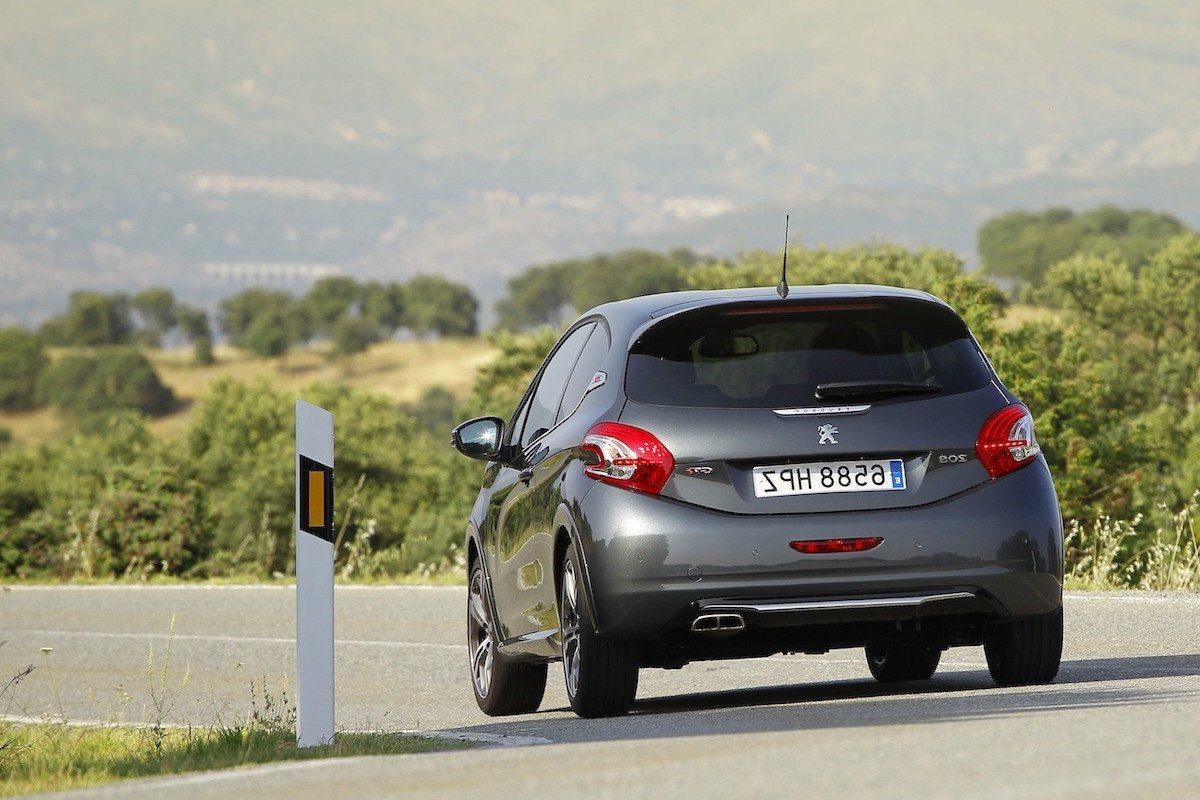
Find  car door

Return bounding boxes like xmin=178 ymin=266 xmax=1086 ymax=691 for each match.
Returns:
xmin=489 ymin=322 xmax=596 ymax=643
xmin=506 ymin=322 xmax=614 ymax=640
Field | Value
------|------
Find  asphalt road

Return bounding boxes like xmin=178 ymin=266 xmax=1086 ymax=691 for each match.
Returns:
xmin=3 ymin=585 xmax=1199 ymax=799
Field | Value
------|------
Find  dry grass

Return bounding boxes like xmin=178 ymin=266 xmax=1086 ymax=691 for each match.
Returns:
xmin=2 ymin=337 xmax=496 ymax=446
xmin=1065 ymin=492 xmax=1200 ymax=591
xmin=149 ymin=337 xmax=494 ymax=404
xmin=0 ymin=407 xmax=70 ymax=448
xmin=997 ymin=303 xmax=1061 ymax=331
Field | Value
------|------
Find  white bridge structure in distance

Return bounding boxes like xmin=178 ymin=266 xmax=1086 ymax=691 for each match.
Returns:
xmin=202 ymin=262 xmax=344 ymax=287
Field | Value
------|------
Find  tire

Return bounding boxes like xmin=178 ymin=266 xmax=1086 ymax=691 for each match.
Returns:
xmin=984 ymin=606 xmax=1063 ymax=687
xmin=467 ymin=562 xmax=547 ymax=716
xmin=559 ymin=543 xmax=639 ymax=717
xmin=865 ymin=642 xmax=942 ymax=682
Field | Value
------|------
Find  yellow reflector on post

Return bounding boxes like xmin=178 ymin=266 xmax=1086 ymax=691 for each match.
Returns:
xmin=307 ymin=470 xmax=325 ymax=527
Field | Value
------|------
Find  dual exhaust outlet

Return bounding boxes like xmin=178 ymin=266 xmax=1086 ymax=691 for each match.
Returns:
xmin=690 ymin=612 xmax=745 ymax=635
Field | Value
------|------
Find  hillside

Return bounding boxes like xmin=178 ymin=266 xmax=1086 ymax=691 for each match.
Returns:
xmin=5 ymin=3 xmax=1200 ymax=325
xmin=0 ymin=337 xmax=496 ymax=446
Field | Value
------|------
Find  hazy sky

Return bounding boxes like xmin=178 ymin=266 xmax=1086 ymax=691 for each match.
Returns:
xmin=3 ymin=1 xmax=1200 ymax=320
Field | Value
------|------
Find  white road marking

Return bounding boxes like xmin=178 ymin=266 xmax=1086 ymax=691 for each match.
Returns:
xmin=9 ymin=629 xmax=461 ymax=650
xmin=1064 ymin=592 xmax=1200 ymax=603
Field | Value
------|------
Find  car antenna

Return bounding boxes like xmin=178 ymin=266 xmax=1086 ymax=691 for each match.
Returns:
xmin=776 ymin=214 xmax=790 ymax=299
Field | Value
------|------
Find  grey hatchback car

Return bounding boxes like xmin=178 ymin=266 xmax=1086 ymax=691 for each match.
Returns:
xmin=452 ymin=285 xmax=1063 ymax=718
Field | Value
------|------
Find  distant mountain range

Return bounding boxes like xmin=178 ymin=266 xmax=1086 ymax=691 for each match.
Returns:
xmin=3 ymin=1 xmax=1200 ymax=325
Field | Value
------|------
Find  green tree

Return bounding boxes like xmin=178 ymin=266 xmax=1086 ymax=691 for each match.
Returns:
xmin=303 ymin=277 xmax=364 ymax=335
xmin=497 ymin=248 xmax=699 ymax=329
xmin=978 ymin=205 xmax=1187 ymax=288
xmin=362 ymin=281 xmax=406 ymax=335
xmin=0 ymin=327 xmax=47 ymax=410
xmin=405 ymin=276 xmax=478 ymax=337
xmin=176 ymin=306 xmax=215 ymax=366
xmin=131 ymin=288 xmax=178 ymax=346
xmin=241 ymin=307 xmax=293 ymax=358
xmin=39 ymin=291 xmax=134 ymax=346
xmin=329 ymin=315 xmax=381 ymax=360
xmin=218 ymin=289 xmax=307 ymax=347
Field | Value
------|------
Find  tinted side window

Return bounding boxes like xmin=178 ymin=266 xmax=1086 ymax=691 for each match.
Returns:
xmin=520 ymin=323 xmax=595 ymax=448
xmin=557 ymin=324 xmax=610 ymax=423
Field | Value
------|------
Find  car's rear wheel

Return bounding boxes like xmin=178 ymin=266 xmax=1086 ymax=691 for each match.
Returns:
xmin=984 ymin=606 xmax=1063 ymax=687
xmin=559 ymin=544 xmax=639 ymax=717
xmin=467 ymin=562 xmax=546 ymax=716
xmin=865 ymin=642 xmax=942 ymax=682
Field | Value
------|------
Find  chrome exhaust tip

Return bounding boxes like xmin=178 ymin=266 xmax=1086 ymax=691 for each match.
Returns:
xmin=690 ymin=612 xmax=746 ymax=635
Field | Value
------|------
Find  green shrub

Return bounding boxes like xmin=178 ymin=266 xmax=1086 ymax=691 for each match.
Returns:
xmin=405 ymin=386 xmax=458 ymax=435
xmin=0 ymin=327 xmax=47 ymax=410
xmin=35 ymin=349 xmax=175 ymax=416
xmin=3 ymin=413 xmax=206 ymax=578
xmin=186 ymin=379 xmax=292 ymax=564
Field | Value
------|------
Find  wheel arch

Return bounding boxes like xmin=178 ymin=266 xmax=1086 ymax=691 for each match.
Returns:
xmin=552 ymin=503 xmax=603 ymax=633
xmin=465 ymin=522 xmax=504 ymax=640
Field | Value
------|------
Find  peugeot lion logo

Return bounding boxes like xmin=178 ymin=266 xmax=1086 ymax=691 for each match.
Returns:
xmin=816 ymin=423 xmax=839 ymax=445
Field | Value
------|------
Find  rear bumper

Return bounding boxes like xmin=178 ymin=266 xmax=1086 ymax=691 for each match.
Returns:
xmin=576 ymin=457 xmax=1063 ymax=641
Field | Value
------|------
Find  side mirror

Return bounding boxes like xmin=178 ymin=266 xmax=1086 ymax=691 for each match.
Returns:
xmin=451 ymin=416 xmax=505 ymax=461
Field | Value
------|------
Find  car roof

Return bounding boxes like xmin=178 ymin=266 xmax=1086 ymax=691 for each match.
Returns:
xmin=584 ymin=284 xmax=948 ymax=326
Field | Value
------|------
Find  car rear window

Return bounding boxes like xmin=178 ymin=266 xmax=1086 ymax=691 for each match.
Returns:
xmin=625 ymin=300 xmax=992 ymax=408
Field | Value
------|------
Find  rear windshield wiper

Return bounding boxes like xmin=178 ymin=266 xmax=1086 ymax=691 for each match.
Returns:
xmin=815 ymin=381 xmax=943 ymax=400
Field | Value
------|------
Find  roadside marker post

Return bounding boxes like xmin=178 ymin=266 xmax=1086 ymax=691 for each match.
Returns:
xmin=296 ymin=400 xmax=335 ymax=747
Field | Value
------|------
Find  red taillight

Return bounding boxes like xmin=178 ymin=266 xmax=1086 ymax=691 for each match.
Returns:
xmin=975 ymin=403 xmax=1040 ymax=478
xmin=581 ymin=422 xmax=674 ymax=495
xmin=790 ymin=537 xmax=884 ymax=554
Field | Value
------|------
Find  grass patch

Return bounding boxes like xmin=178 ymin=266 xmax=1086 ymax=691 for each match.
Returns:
xmin=0 ymin=723 xmax=455 ymax=796
xmin=0 ymin=616 xmax=468 ymax=796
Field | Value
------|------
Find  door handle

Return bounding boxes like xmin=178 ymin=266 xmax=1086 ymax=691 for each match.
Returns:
xmin=518 ymin=469 xmax=533 ymax=485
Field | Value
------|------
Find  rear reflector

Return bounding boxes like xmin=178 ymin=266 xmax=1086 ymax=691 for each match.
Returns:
xmin=790 ymin=537 xmax=884 ymax=554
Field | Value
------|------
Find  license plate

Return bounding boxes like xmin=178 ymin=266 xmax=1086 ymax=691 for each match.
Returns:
xmin=752 ymin=458 xmax=906 ymax=498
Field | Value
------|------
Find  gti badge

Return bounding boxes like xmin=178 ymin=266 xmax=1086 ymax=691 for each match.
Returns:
xmin=685 ymin=465 xmax=714 ymax=476
xmin=816 ymin=423 xmax=839 ymax=445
